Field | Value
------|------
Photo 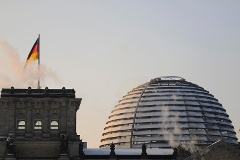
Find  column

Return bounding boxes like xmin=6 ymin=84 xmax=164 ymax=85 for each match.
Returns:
xmin=25 ymin=101 xmax=32 ymax=138
xmin=8 ymin=102 xmax=15 ymax=137
xmin=43 ymin=102 xmax=50 ymax=137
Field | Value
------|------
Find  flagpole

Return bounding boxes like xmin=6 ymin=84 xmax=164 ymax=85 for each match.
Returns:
xmin=38 ymin=34 xmax=40 ymax=89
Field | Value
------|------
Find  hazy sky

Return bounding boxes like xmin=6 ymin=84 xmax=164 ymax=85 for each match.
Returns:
xmin=0 ymin=1 xmax=240 ymax=147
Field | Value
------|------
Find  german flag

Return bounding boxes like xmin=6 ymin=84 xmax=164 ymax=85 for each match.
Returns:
xmin=24 ymin=37 xmax=39 ymax=68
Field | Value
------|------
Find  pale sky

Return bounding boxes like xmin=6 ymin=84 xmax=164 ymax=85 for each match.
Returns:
xmin=0 ymin=1 xmax=240 ymax=147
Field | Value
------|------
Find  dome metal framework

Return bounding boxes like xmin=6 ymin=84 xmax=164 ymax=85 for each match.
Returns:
xmin=100 ymin=76 xmax=238 ymax=148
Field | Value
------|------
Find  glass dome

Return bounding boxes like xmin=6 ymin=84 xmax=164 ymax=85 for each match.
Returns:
xmin=100 ymin=76 xmax=238 ymax=148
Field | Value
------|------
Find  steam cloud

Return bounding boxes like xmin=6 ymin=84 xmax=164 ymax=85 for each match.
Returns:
xmin=0 ymin=38 xmax=59 ymax=89
xmin=162 ymin=95 xmax=199 ymax=154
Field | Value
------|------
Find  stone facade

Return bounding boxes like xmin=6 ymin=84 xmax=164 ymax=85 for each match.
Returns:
xmin=185 ymin=141 xmax=240 ymax=160
xmin=0 ymin=87 xmax=81 ymax=159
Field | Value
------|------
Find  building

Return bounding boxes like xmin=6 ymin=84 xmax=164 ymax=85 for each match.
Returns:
xmin=0 ymin=87 xmax=174 ymax=160
xmin=100 ymin=76 xmax=238 ymax=148
xmin=0 ymin=87 xmax=81 ymax=159
xmin=185 ymin=140 xmax=240 ymax=160
xmin=0 ymin=77 xmax=239 ymax=160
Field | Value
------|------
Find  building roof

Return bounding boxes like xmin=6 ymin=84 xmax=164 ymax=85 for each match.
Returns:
xmin=100 ymin=76 xmax=238 ymax=148
xmin=1 ymin=87 xmax=75 ymax=98
xmin=83 ymin=148 xmax=173 ymax=155
xmin=185 ymin=140 xmax=240 ymax=160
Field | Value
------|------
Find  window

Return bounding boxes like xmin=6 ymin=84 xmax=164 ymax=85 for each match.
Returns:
xmin=34 ymin=120 xmax=42 ymax=129
xmin=17 ymin=120 xmax=25 ymax=129
xmin=51 ymin=120 xmax=58 ymax=130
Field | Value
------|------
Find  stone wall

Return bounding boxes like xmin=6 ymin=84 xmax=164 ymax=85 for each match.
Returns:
xmin=0 ymin=88 xmax=82 ymax=159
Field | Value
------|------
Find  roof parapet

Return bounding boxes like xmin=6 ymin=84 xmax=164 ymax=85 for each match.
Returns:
xmin=1 ymin=87 xmax=75 ymax=98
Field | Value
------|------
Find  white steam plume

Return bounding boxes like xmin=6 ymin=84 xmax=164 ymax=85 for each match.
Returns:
xmin=162 ymin=95 xmax=199 ymax=154
xmin=0 ymin=38 xmax=59 ymax=89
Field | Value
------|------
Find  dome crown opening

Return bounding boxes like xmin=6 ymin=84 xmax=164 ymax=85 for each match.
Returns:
xmin=153 ymin=76 xmax=185 ymax=81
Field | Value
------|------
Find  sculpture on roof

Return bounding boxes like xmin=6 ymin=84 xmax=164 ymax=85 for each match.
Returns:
xmin=6 ymin=134 xmax=16 ymax=156
xmin=140 ymin=143 xmax=148 ymax=159
xmin=109 ymin=142 xmax=116 ymax=159
xmin=60 ymin=134 xmax=68 ymax=155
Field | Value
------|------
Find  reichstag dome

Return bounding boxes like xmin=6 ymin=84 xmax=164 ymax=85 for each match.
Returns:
xmin=100 ymin=76 xmax=238 ymax=148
